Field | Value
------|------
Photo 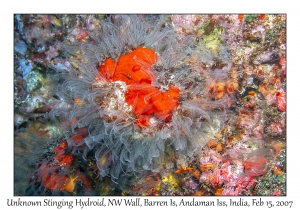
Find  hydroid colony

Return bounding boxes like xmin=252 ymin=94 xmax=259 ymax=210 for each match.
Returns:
xmin=52 ymin=14 xmax=226 ymax=187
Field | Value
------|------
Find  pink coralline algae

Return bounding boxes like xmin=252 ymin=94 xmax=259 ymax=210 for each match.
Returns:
xmin=171 ymin=15 xmax=207 ymax=34
xmin=275 ymin=90 xmax=286 ymax=112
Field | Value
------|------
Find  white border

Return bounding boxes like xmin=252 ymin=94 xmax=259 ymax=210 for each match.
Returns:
xmin=2 ymin=1 xmax=298 ymax=209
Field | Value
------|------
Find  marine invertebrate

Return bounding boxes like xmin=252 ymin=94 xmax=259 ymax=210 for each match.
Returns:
xmin=13 ymin=14 xmax=287 ymax=196
xmin=19 ymin=134 xmax=96 ymax=195
xmin=49 ymin=15 xmax=227 ymax=187
xmin=99 ymin=47 xmax=181 ymax=126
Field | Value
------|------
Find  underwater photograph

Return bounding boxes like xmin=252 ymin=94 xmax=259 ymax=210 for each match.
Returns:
xmin=14 ymin=14 xmax=286 ymax=196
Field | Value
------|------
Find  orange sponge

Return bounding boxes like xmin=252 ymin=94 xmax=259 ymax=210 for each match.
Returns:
xmin=99 ymin=47 xmax=180 ymax=127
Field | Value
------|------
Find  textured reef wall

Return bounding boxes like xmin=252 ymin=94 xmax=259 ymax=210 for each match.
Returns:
xmin=14 ymin=14 xmax=286 ymax=196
